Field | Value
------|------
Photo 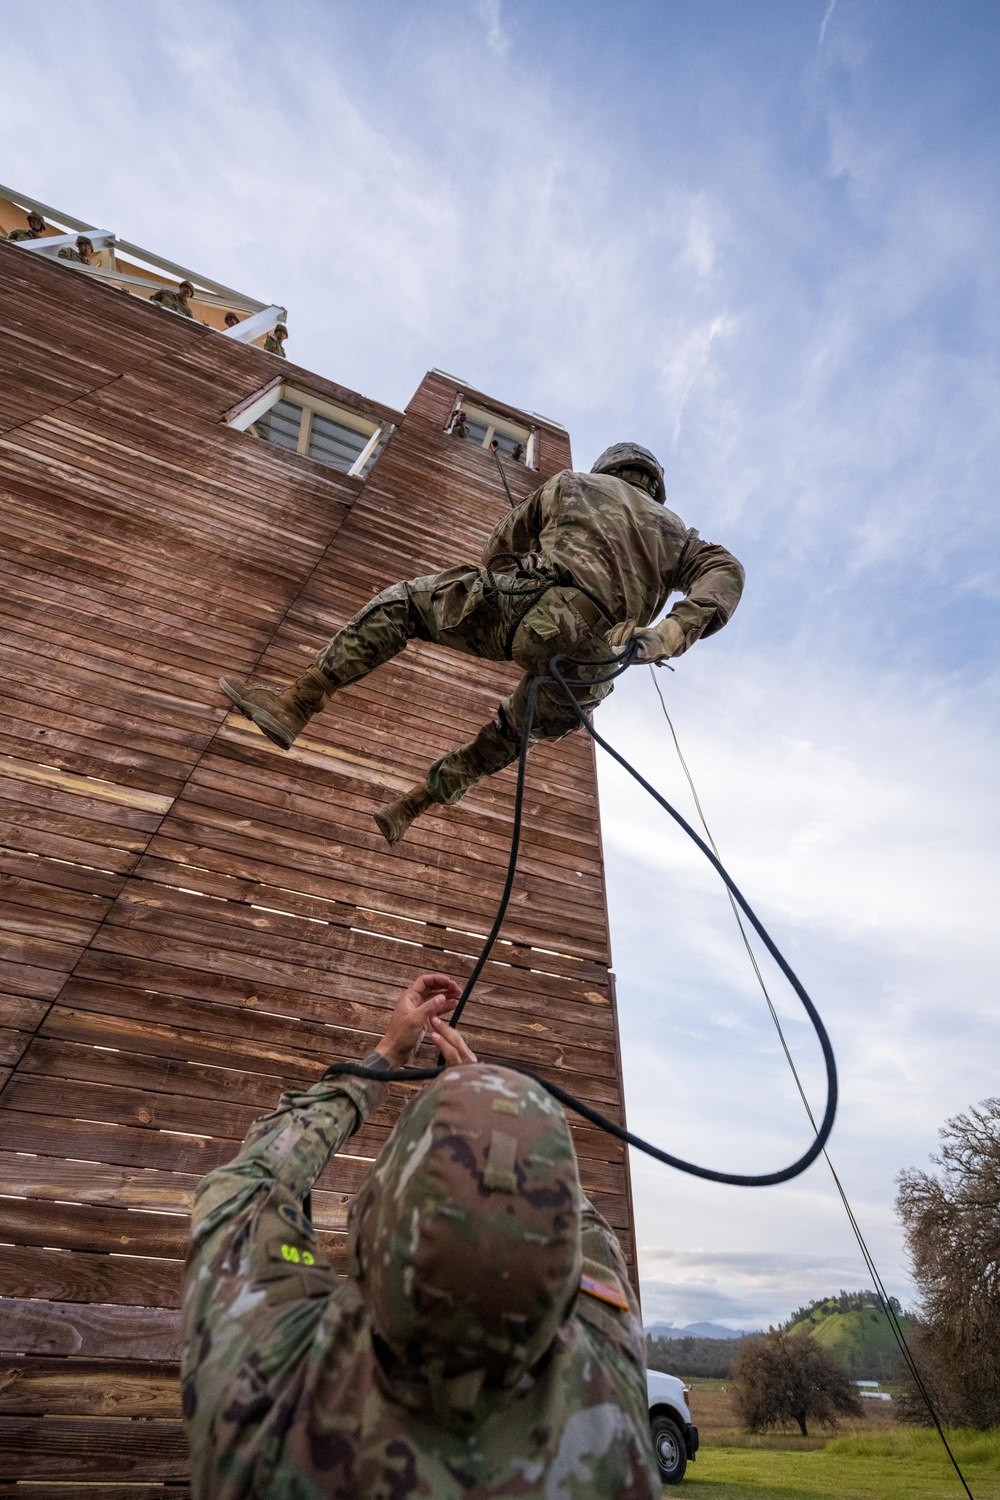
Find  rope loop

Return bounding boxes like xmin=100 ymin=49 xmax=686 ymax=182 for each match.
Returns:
xmin=346 ymin=636 xmax=838 ymax=1188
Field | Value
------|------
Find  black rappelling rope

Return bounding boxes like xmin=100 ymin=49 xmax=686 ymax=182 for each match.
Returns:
xmin=490 ymin=441 xmax=517 ymax=507
xmin=325 ymin=641 xmax=839 ymax=1189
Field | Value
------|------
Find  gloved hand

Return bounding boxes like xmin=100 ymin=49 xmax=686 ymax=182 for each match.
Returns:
xmin=628 ymin=616 xmax=687 ymax=664
xmin=605 ymin=619 xmax=638 ymax=655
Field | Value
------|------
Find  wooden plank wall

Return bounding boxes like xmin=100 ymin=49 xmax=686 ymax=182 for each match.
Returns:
xmin=0 ymin=243 xmax=636 ymax=1493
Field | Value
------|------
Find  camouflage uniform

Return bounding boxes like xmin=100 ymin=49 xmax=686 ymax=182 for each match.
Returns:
xmin=150 ymin=288 xmax=194 ymax=317
xmin=313 ymin=468 xmax=744 ymax=803
xmin=182 ymin=1062 xmax=658 ymax=1499
xmin=263 ymin=332 xmax=287 ymax=357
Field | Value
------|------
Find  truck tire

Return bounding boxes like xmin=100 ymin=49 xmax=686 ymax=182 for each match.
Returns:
xmin=650 ymin=1414 xmax=687 ymax=1484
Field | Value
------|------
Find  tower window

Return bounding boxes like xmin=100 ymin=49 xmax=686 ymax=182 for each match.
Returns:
xmin=307 ymin=410 xmax=373 ymax=470
xmin=252 ymin=399 xmax=302 ymax=452
xmin=229 ymin=384 xmax=388 ymax=478
xmin=450 ymin=402 xmax=534 ymax=466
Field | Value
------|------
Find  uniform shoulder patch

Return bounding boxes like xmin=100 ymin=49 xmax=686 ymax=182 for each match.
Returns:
xmin=579 ymin=1270 xmax=630 ymax=1311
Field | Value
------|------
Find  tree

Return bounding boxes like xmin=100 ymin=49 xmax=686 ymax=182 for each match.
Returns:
xmin=783 ymin=1289 xmax=903 ymax=1327
xmin=731 ymin=1330 xmax=862 ymax=1436
xmin=895 ymin=1096 xmax=1000 ymax=1429
xmin=646 ymin=1334 xmax=735 ymax=1379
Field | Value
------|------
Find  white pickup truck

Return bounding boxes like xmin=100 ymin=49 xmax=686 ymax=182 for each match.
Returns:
xmin=646 ymin=1368 xmax=699 ymax=1484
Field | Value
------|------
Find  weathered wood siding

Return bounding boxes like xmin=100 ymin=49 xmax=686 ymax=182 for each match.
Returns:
xmin=0 ymin=242 xmax=635 ymax=1490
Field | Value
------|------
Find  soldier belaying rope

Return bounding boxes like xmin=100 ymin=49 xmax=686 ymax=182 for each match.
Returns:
xmin=220 ymin=442 xmax=744 ymax=845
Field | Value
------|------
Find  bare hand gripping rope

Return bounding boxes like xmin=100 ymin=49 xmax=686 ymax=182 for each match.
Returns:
xmin=325 ymin=643 xmax=838 ymax=1188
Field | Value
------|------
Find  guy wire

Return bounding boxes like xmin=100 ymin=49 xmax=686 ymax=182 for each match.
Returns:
xmin=646 ymin=666 xmax=973 ymax=1497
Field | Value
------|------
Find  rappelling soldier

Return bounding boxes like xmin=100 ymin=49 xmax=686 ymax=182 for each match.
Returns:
xmin=182 ymin=971 xmax=660 ymax=1499
xmin=220 ymin=442 xmax=744 ymax=845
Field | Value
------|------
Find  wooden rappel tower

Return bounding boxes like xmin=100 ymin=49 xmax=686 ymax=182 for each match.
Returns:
xmin=0 ymin=188 xmax=637 ymax=1491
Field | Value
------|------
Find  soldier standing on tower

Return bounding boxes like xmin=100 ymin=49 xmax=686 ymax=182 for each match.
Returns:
xmin=220 ymin=443 xmax=744 ymax=845
xmin=150 ymin=279 xmax=196 ymax=317
xmin=57 ymin=234 xmax=95 ymax=265
xmin=8 ymin=210 xmax=47 ymax=241
xmin=182 ymin=970 xmax=660 ymax=1499
xmin=263 ymin=322 xmax=288 ymax=356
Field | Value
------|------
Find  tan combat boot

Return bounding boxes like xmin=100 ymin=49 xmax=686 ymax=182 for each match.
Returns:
xmin=218 ymin=666 xmax=332 ymax=750
xmin=374 ymin=784 xmax=436 ymax=846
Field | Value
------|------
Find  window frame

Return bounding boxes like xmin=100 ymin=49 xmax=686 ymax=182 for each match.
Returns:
xmin=453 ymin=401 xmax=535 ymax=468
xmin=230 ymin=382 xmax=385 ymax=478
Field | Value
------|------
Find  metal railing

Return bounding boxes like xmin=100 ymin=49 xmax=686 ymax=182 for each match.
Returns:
xmin=1 ymin=181 xmax=286 ymax=343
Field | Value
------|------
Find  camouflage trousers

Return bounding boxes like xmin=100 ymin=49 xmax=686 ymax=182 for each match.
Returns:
xmin=315 ymin=565 xmax=616 ymax=803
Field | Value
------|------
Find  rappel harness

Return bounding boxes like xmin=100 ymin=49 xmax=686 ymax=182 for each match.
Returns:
xmin=324 ymin=640 xmax=839 ymax=1189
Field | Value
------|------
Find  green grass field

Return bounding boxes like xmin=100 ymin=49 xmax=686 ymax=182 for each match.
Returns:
xmin=681 ymin=1433 xmax=999 ymax=1498
xmin=676 ymin=1380 xmax=999 ymax=1498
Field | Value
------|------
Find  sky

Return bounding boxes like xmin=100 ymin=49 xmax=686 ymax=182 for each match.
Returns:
xmin=3 ymin=0 xmax=998 ymax=1330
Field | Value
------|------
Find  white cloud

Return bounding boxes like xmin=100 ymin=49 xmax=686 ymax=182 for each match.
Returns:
xmin=659 ymin=314 xmax=733 ymax=447
xmin=679 ymin=194 xmax=722 ymax=279
xmin=602 ymin=659 xmax=1000 ymax=946
xmin=818 ymin=0 xmax=838 ymax=47
xmin=600 ymin=649 xmax=999 ymax=1322
xmin=641 ymin=1247 xmax=859 ymax=1328
xmin=473 ymin=0 xmax=511 ymax=56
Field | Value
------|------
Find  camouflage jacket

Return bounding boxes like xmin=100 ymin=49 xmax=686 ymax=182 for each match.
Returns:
xmin=182 ymin=1061 xmax=658 ymax=1499
xmin=483 ymin=468 xmax=744 ymax=649
xmin=150 ymin=288 xmax=194 ymax=317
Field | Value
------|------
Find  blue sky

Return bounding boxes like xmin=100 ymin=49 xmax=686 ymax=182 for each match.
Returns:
xmin=4 ymin=0 xmax=998 ymax=1328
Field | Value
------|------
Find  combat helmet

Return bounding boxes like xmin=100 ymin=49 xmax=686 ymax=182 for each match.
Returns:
xmin=346 ymin=1065 xmax=582 ymax=1411
xmin=591 ymin=441 xmax=665 ymax=503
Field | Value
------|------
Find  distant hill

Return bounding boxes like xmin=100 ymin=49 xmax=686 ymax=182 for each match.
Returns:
xmin=645 ymin=1321 xmax=750 ymax=1341
xmin=783 ymin=1291 xmax=917 ymax=1380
